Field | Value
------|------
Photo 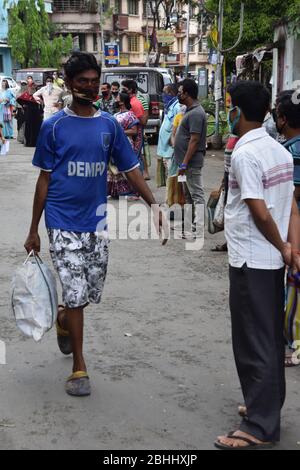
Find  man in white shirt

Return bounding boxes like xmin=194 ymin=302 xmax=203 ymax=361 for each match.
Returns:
xmin=215 ymin=81 xmax=300 ymax=450
xmin=33 ymin=76 xmax=63 ymax=121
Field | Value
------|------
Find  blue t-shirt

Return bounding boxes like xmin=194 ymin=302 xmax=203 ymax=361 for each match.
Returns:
xmin=32 ymin=108 xmax=139 ymax=232
xmin=284 ymin=136 xmax=300 ymax=186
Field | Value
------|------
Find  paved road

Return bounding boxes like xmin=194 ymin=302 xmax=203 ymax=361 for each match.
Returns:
xmin=0 ymin=139 xmax=299 ymax=450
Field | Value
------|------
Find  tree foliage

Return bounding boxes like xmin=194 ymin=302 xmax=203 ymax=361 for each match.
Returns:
xmin=6 ymin=0 xmax=72 ymax=68
xmin=206 ymin=0 xmax=300 ymax=60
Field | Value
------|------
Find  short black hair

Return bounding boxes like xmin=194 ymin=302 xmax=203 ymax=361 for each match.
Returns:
xmin=119 ymin=92 xmax=131 ymax=110
xmin=122 ymin=80 xmax=138 ymax=94
xmin=181 ymin=79 xmax=198 ymax=100
xmin=165 ymin=83 xmax=178 ymax=96
xmin=64 ymin=52 xmax=101 ymax=80
xmin=101 ymin=82 xmax=111 ymax=89
xmin=228 ymin=81 xmax=270 ymax=123
xmin=46 ymin=76 xmax=54 ymax=83
xmin=276 ymin=89 xmax=300 ymax=129
xmin=111 ymin=81 xmax=120 ymax=88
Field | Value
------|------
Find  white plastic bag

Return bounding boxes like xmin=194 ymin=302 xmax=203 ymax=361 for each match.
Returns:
xmin=213 ymin=188 xmax=225 ymax=229
xmin=11 ymin=251 xmax=58 ymax=342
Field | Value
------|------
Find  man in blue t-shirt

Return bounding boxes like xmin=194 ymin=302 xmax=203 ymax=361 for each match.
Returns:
xmin=275 ymin=90 xmax=300 ymax=206
xmin=24 ymin=52 xmax=163 ymax=397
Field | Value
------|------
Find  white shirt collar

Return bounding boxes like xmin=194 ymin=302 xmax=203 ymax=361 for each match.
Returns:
xmin=234 ymin=127 xmax=268 ymax=151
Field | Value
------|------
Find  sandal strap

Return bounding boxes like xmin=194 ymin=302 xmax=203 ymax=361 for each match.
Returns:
xmin=226 ymin=433 xmax=259 ymax=446
xmin=68 ymin=371 xmax=89 ymax=382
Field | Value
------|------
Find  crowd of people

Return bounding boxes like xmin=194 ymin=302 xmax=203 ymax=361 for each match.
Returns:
xmin=2 ymin=50 xmax=300 ymax=450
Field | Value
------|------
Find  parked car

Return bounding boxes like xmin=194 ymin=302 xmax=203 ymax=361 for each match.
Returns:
xmin=15 ymin=68 xmax=58 ymax=88
xmin=101 ymin=67 xmax=166 ymax=142
xmin=156 ymin=67 xmax=176 ymax=86
xmin=0 ymin=75 xmax=20 ymax=96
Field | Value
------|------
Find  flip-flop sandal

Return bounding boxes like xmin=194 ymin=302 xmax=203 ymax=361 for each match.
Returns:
xmin=56 ymin=305 xmax=72 ymax=356
xmin=214 ymin=432 xmax=274 ymax=451
xmin=285 ymin=354 xmax=300 ymax=367
xmin=65 ymin=371 xmax=91 ymax=397
xmin=211 ymin=244 xmax=228 ymax=252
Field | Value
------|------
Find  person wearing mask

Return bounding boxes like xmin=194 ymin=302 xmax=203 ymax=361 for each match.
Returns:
xmin=94 ymin=82 xmax=116 ymax=115
xmin=17 ymin=76 xmax=43 ymax=147
xmin=273 ymin=89 xmax=300 ymax=368
xmin=0 ymin=79 xmax=16 ymax=139
xmin=121 ymin=80 xmax=150 ymax=179
xmin=121 ymin=80 xmax=147 ymax=126
xmin=157 ymin=84 xmax=180 ymax=192
xmin=53 ymin=71 xmax=65 ymax=89
xmin=15 ymin=80 xmax=27 ymax=143
xmin=33 ymin=77 xmax=63 ymax=121
xmin=175 ymin=79 xmax=207 ymax=239
xmin=111 ymin=81 xmax=120 ymax=98
xmin=108 ymin=92 xmax=143 ymax=200
xmin=24 ymin=52 xmax=164 ymax=397
xmin=274 ymin=90 xmax=300 ymax=206
xmin=215 ymin=81 xmax=300 ymax=450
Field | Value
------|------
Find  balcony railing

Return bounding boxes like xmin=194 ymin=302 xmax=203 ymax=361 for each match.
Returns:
xmin=53 ymin=0 xmax=98 ymax=13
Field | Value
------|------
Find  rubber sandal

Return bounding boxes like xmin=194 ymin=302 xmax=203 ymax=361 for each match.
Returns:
xmin=285 ymin=354 xmax=300 ymax=367
xmin=211 ymin=244 xmax=228 ymax=252
xmin=214 ymin=432 xmax=274 ymax=451
xmin=56 ymin=305 xmax=72 ymax=356
xmin=65 ymin=371 xmax=91 ymax=397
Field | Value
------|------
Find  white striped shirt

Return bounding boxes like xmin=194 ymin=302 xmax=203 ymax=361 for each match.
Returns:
xmin=225 ymin=127 xmax=294 ymax=269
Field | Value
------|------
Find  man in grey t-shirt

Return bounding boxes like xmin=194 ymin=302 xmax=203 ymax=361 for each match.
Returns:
xmin=174 ymin=79 xmax=207 ymax=238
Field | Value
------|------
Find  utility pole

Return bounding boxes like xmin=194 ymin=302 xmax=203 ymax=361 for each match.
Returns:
xmin=185 ymin=3 xmax=191 ymax=77
xmin=213 ymin=0 xmax=244 ymax=148
xmin=146 ymin=3 xmax=150 ymax=67
xmin=98 ymin=0 xmax=106 ymax=68
xmin=214 ymin=0 xmax=224 ymax=144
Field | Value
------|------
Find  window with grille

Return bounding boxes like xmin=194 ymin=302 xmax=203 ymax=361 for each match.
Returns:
xmin=129 ymin=36 xmax=140 ymax=52
xmin=189 ymin=38 xmax=195 ymax=53
xmin=128 ymin=0 xmax=139 ymax=15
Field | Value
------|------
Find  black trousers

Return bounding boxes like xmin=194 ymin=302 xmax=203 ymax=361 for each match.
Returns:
xmin=229 ymin=264 xmax=286 ymax=442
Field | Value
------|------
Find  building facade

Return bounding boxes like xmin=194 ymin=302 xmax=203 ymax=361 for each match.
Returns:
xmin=272 ymin=20 xmax=300 ymax=103
xmin=0 ymin=0 xmax=53 ymax=76
xmin=0 ymin=1 xmax=13 ymax=75
xmin=51 ymin=0 xmax=210 ymax=71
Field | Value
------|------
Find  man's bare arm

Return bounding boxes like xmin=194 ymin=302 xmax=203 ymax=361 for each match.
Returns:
xmin=24 ymin=170 xmax=51 ymax=253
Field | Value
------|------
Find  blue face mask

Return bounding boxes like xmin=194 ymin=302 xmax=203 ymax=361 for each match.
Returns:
xmin=162 ymin=93 xmax=174 ymax=108
xmin=228 ymin=106 xmax=241 ymax=134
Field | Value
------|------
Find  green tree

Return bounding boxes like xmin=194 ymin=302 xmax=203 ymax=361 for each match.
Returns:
xmin=206 ymin=0 xmax=300 ymax=61
xmin=6 ymin=0 xmax=72 ymax=68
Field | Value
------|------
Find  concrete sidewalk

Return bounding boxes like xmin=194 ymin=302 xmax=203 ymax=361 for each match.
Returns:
xmin=0 ymin=139 xmax=299 ymax=450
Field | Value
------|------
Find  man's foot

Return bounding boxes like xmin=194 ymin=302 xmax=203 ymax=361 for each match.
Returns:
xmin=211 ymin=243 xmax=228 ymax=252
xmin=285 ymin=352 xmax=300 ymax=367
xmin=65 ymin=371 xmax=91 ymax=397
xmin=56 ymin=305 xmax=72 ymax=356
xmin=215 ymin=430 xmax=273 ymax=450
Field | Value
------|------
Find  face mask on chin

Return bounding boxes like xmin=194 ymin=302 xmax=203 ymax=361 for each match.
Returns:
xmin=102 ymin=91 xmax=109 ymax=98
xmin=228 ymin=106 xmax=241 ymax=135
xmin=112 ymin=91 xmax=119 ymax=97
xmin=72 ymin=88 xmax=96 ymax=106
